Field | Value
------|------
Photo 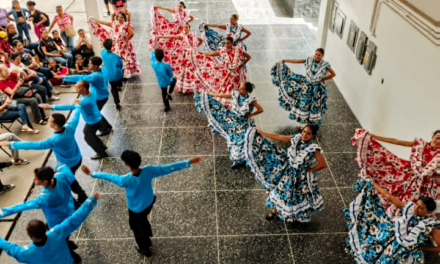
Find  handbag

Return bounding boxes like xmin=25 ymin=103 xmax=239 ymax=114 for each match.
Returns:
xmin=6 ymin=100 xmax=18 ymax=110
xmin=15 ymin=87 xmax=35 ymax=98
xmin=64 ymin=25 xmax=76 ymax=38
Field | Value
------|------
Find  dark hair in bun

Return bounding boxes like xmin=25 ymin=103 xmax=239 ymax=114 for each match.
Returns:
xmin=433 ymin=130 xmax=440 ymax=136
xmin=225 ymin=36 xmax=234 ymax=43
xmin=419 ymin=196 xmax=437 ymax=212
xmin=179 ymin=1 xmax=186 ymax=9
xmin=244 ymin=82 xmax=254 ymax=93
xmin=303 ymin=124 xmax=319 ymax=137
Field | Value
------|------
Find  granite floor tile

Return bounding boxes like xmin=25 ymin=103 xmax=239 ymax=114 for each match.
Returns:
xmin=160 ymin=127 xmax=213 ymax=156
xmin=77 ymin=194 xmax=133 ymax=239
xmin=241 ymin=25 xmax=276 ymax=39
xmin=115 ymin=104 xmax=165 ymax=128
xmin=106 ymin=128 xmax=162 ymax=157
xmin=258 ymin=101 xmax=295 ymax=126
xmin=76 ymin=239 xmax=145 ymax=264
xmin=321 ymin=100 xmax=359 ymax=124
xmin=214 ymin=133 xmax=230 ymax=156
xmin=207 ymin=1 xmax=237 ymax=10
xmin=245 ymin=37 xmax=280 ymax=51
xmin=247 ymin=50 xmax=282 ymax=66
xmin=252 ymin=82 xmax=279 ymax=102
xmin=217 ymin=190 xmax=287 ymax=235
xmin=155 ymin=156 xmax=215 ymax=191
xmin=146 ymin=237 xmax=218 ymax=264
xmin=325 ymin=79 xmax=345 ymax=101
xmin=150 ymin=192 xmax=216 ymax=237
xmin=339 ymin=187 xmax=358 ymax=207
xmin=248 ymin=66 xmax=274 ymax=83
xmin=324 ymin=152 xmax=359 ymax=188
xmin=207 ymin=9 xmax=238 ymax=20
xmin=123 ymin=84 xmax=193 ymax=105
xmin=289 ymin=234 xmax=352 ymax=264
xmin=271 ymin=25 xmax=303 ymax=39
xmin=276 ymin=38 xmax=311 ymax=51
xmin=284 ymin=189 xmax=347 ymax=233
xmin=163 ymin=104 xmax=207 ymax=127
xmin=218 ymin=235 xmax=294 ymax=264
xmin=216 ymin=156 xmax=260 ymax=190
xmin=316 ymin=124 xmax=359 ymax=153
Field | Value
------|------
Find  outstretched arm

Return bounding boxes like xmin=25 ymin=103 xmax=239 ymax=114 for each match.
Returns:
xmin=369 ymin=134 xmax=414 ymax=147
xmin=85 ymin=166 xmax=132 ymax=188
xmin=155 ymin=6 xmax=174 ymax=13
xmin=201 ymin=51 xmax=220 ymax=57
xmin=207 ymin=92 xmax=232 ymax=99
xmin=92 ymin=17 xmax=112 ymax=27
xmin=307 ymin=150 xmax=327 ymax=173
xmin=157 ymin=35 xmax=182 ymax=40
xmin=239 ymin=27 xmax=252 ymax=42
xmin=257 ymin=129 xmax=292 ymax=143
xmin=372 ymin=181 xmax=406 ymax=209
xmin=0 ymin=198 xmax=42 ymax=219
xmin=421 ymin=227 xmax=440 ymax=253
xmin=204 ymin=24 xmax=227 ymax=30
xmin=149 ymin=157 xmax=202 ymax=179
xmin=248 ymin=100 xmax=263 ymax=119
xmin=0 ymin=238 xmax=27 ymax=263
xmin=282 ymin=59 xmax=306 ymax=64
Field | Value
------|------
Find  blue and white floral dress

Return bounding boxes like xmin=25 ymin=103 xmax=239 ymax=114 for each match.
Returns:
xmin=344 ymin=179 xmax=437 ymax=263
xmin=195 ymin=91 xmax=256 ymax=165
xmin=245 ymin=129 xmax=324 ymax=221
xmin=272 ymin=57 xmax=331 ymax=125
xmin=199 ymin=22 xmax=247 ymax=54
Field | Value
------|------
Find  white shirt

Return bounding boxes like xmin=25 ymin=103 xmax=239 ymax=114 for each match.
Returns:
xmin=75 ymin=35 xmax=91 ymax=46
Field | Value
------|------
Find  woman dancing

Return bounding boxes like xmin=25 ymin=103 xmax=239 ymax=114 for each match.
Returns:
xmin=193 ymin=37 xmax=250 ymax=101
xmin=352 ymin=129 xmax=440 ymax=218
xmin=245 ymin=125 xmax=327 ymax=222
xmin=199 ymin=14 xmax=251 ymax=55
xmin=155 ymin=24 xmax=202 ymax=94
xmin=150 ymin=2 xmax=194 ymax=48
xmin=88 ymin=13 xmax=140 ymax=78
xmin=195 ymin=82 xmax=263 ymax=168
xmin=272 ymin=48 xmax=336 ymax=125
xmin=344 ymin=178 xmax=440 ymax=263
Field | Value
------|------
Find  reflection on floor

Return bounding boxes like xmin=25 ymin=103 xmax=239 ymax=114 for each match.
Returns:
xmin=1 ymin=0 xmax=439 ymax=263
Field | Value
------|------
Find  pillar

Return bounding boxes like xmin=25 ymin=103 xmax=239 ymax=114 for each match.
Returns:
xmin=84 ymin=0 xmax=105 ymax=56
xmin=316 ymin=0 xmax=333 ymax=49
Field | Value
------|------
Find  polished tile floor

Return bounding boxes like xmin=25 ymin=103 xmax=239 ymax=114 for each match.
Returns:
xmin=1 ymin=0 xmax=440 ymax=263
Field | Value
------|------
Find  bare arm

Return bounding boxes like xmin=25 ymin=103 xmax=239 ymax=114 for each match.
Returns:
xmin=282 ymin=59 xmax=306 ymax=64
xmin=421 ymin=227 xmax=440 ymax=253
xmin=37 ymin=13 xmax=47 ymax=26
xmin=258 ymin=129 xmax=292 ymax=143
xmin=69 ymin=14 xmax=74 ymax=25
xmin=239 ymin=51 xmax=251 ymax=68
xmin=322 ymin=68 xmax=336 ymax=82
xmin=42 ymin=46 xmax=60 ymax=57
xmin=370 ymin=134 xmax=414 ymax=147
xmin=204 ymin=24 xmax=227 ymax=30
xmin=127 ymin=26 xmax=134 ymax=41
xmin=155 ymin=6 xmax=174 ymax=13
xmin=48 ymin=19 xmax=56 ymax=32
xmin=307 ymin=150 xmax=327 ymax=173
xmin=157 ymin=35 xmax=182 ymax=40
xmin=188 ymin=15 xmax=194 ymax=23
xmin=93 ymin=18 xmax=112 ymax=27
xmin=248 ymin=100 xmax=263 ymax=119
xmin=207 ymin=92 xmax=232 ymax=99
xmin=239 ymin=27 xmax=251 ymax=42
xmin=197 ymin=37 xmax=203 ymax=47
xmin=202 ymin=51 xmax=220 ymax=57
xmin=372 ymin=181 xmax=406 ymax=209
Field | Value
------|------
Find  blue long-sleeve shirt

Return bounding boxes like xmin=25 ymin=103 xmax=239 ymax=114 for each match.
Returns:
xmin=51 ymin=91 xmax=102 ymax=125
xmin=91 ymin=160 xmax=191 ymax=212
xmin=151 ymin=51 xmax=174 ymax=88
xmin=63 ymin=68 xmax=109 ymax=100
xmin=9 ymin=106 xmax=82 ymax=168
xmin=0 ymin=196 xmax=97 ymax=264
xmin=101 ymin=50 xmax=123 ymax=82
xmin=0 ymin=164 xmax=75 ymax=228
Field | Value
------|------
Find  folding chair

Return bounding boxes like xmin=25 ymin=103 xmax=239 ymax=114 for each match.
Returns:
xmin=0 ymin=118 xmax=23 ymax=133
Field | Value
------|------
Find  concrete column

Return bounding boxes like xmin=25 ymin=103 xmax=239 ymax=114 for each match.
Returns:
xmin=316 ymin=0 xmax=333 ymax=49
xmin=84 ymin=0 xmax=105 ymax=56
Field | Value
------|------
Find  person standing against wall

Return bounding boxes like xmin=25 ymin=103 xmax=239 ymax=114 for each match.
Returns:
xmin=48 ymin=5 xmax=75 ymax=53
xmin=26 ymin=1 xmax=49 ymax=40
xmin=8 ymin=0 xmax=31 ymax=42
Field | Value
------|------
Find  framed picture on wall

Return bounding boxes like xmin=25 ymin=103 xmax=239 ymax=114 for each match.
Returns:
xmin=329 ymin=1 xmax=339 ymax=33
xmin=335 ymin=10 xmax=346 ymax=39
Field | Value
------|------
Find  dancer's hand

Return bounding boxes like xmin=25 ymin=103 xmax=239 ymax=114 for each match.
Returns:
xmin=0 ymin=141 xmax=9 ymax=147
xmin=81 ymin=165 xmax=91 ymax=175
xmin=92 ymin=193 xmax=100 ymax=200
xmin=38 ymin=103 xmax=51 ymax=109
xmin=189 ymin=157 xmax=202 ymax=164
xmin=74 ymin=99 xmax=80 ymax=104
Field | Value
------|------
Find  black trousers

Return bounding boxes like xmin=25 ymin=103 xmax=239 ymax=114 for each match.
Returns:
xmin=96 ymin=98 xmax=108 ymax=111
xmin=128 ymin=196 xmax=156 ymax=250
xmin=160 ymin=78 xmax=176 ymax=109
xmin=83 ymin=117 xmax=112 ymax=154
xmin=110 ymin=77 xmax=123 ymax=105
xmin=69 ymin=159 xmax=88 ymax=206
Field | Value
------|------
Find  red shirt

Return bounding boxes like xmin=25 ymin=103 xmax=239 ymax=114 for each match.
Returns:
xmin=0 ymin=72 xmax=19 ymax=93
xmin=0 ymin=40 xmax=13 ymax=54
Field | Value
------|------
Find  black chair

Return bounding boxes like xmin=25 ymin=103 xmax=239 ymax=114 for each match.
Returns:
xmin=36 ymin=45 xmax=46 ymax=61
xmin=0 ymin=118 xmax=22 ymax=133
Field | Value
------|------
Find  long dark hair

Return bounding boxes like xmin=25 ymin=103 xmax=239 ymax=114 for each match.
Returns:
xmin=303 ymin=124 xmax=319 ymax=137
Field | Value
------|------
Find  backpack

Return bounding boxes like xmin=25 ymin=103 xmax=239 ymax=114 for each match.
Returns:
xmin=35 ymin=10 xmax=50 ymax=27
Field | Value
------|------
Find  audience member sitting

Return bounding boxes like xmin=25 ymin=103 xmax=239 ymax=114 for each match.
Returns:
xmin=51 ymin=30 xmax=68 ymax=52
xmin=73 ymin=29 xmax=94 ymax=67
xmin=0 ymin=31 xmax=13 ymax=64
xmin=0 ymin=90 xmax=38 ymax=133
xmin=47 ymin=59 xmax=70 ymax=87
xmin=12 ymin=40 xmax=54 ymax=82
xmin=74 ymin=55 xmax=90 ymax=75
xmin=0 ymin=132 xmax=29 ymax=165
xmin=5 ymin=23 xmax=38 ymax=55
xmin=0 ymin=160 xmax=14 ymax=194
xmin=0 ymin=64 xmax=48 ymax=125
xmin=40 ymin=28 xmax=73 ymax=68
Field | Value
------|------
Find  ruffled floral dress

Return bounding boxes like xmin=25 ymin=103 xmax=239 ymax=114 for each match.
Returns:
xmin=344 ymin=179 xmax=437 ymax=263
xmin=88 ymin=17 xmax=141 ymax=77
xmin=352 ymin=129 xmax=440 ymax=218
xmin=191 ymin=46 xmax=247 ymax=104
xmin=245 ymin=129 xmax=323 ymax=222
xmin=272 ymin=57 xmax=331 ymax=125
xmin=199 ymin=22 xmax=247 ymax=54
xmin=194 ymin=91 xmax=256 ymax=165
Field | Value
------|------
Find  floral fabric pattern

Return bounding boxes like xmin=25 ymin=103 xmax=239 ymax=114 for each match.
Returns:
xmin=88 ymin=17 xmax=141 ymax=76
xmin=352 ymin=129 xmax=440 ymax=218
xmin=344 ymin=179 xmax=436 ymax=263
xmin=272 ymin=60 xmax=328 ymax=125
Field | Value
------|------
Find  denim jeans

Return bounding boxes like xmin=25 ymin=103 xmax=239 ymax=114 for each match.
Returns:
xmin=30 ymin=83 xmax=48 ymax=103
xmin=60 ymin=31 xmax=75 ymax=53
xmin=16 ymin=22 xmax=31 ymax=42
xmin=0 ymin=103 xmax=33 ymax=129
xmin=49 ymin=50 xmax=73 ymax=68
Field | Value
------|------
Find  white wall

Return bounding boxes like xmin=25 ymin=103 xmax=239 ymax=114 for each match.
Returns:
xmin=322 ymin=0 xmax=440 ymax=157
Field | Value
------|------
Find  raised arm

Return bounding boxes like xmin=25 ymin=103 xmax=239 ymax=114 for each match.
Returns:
xmin=307 ymin=150 xmax=327 ymax=173
xmin=92 ymin=17 xmax=112 ymax=27
xmin=204 ymin=24 xmax=227 ymax=30
xmin=372 ymin=181 xmax=406 ymax=209
xmin=157 ymin=35 xmax=182 ymax=40
xmin=202 ymin=51 xmax=220 ymax=57
xmin=322 ymin=68 xmax=336 ymax=82
xmin=248 ymin=100 xmax=263 ymax=119
xmin=207 ymin=92 xmax=232 ymax=99
xmin=282 ymin=59 xmax=306 ymax=64
xmin=239 ymin=27 xmax=252 ymax=42
xmin=148 ymin=158 xmax=198 ymax=179
xmin=155 ymin=6 xmax=174 ymax=13
xmin=257 ymin=129 xmax=292 ymax=143
xmin=421 ymin=227 xmax=440 ymax=253
xmin=369 ymin=134 xmax=414 ymax=147
xmin=0 ymin=198 xmax=42 ymax=219
xmin=0 ymin=238 xmax=27 ymax=263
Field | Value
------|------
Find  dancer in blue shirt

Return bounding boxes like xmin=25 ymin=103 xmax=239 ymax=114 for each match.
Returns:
xmin=101 ymin=38 xmax=123 ymax=110
xmin=40 ymin=80 xmax=112 ymax=160
xmin=0 ymin=193 xmax=99 ymax=264
xmin=151 ymin=49 xmax=176 ymax=112
xmin=0 ymin=106 xmax=88 ymax=206
xmin=81 ymin=150 xmax=202 ymax=257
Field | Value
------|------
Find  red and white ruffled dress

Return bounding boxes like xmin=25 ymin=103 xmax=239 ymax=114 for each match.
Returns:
xmin=175 ymin=32 xmax=200 ymax=94
xmin=88 ymin=17 xmax=141 ymax=77
xmin=352 ymin=129 xmax=440 ymax=218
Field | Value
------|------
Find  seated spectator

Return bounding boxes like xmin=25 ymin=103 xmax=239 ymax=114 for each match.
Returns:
xmin=40 ymin=28 xmax=73 ymax=68
xmin=0 ymin=132 xmax=29 ymax=165
xmin=9 ymin=52 xmax=59 ymax=101
xmin=0 ymin=90 xmax=38 ymax=133
xmin=0 ymin=160 xmax=14 ymax=194
xmin=47 ymin=59 xmax=70 ymax=87
xmin=5 ymin=23 xmax=38 ymax=55
xmin=0 ymin=64 xmax=48 ymax=125
xmin=12 ymin=40 xmax=54 ymax=82
xmin=73 ymin=29 xmax=94 ymax=66
xmin=52 ymin=29 xmax=67 ymax=52
xmin=74 ymin=55 xmax=90 ymax=75
xmin=0 ymin=31 xmax=13 ymax=63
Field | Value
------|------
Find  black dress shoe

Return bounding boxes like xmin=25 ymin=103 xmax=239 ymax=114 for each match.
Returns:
xmin=91 ymin=152 xmax=108 ymax=160
xmin=0 ymin=184 xmax=15 ymax=194
xmin=136 ymin=247 xmax=153 ymax=257
xmin=164 ymin=107 xmax=170 ymax=112
xmin=166 ymin=94 xmax=173 ymax=100
xmin=116 ymin=104 xmax=121 ymax=111
xmin=0 ymin=161 xmax=13 ymax=171
xmin=97 ymin=129 xmax=112 ymax=137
